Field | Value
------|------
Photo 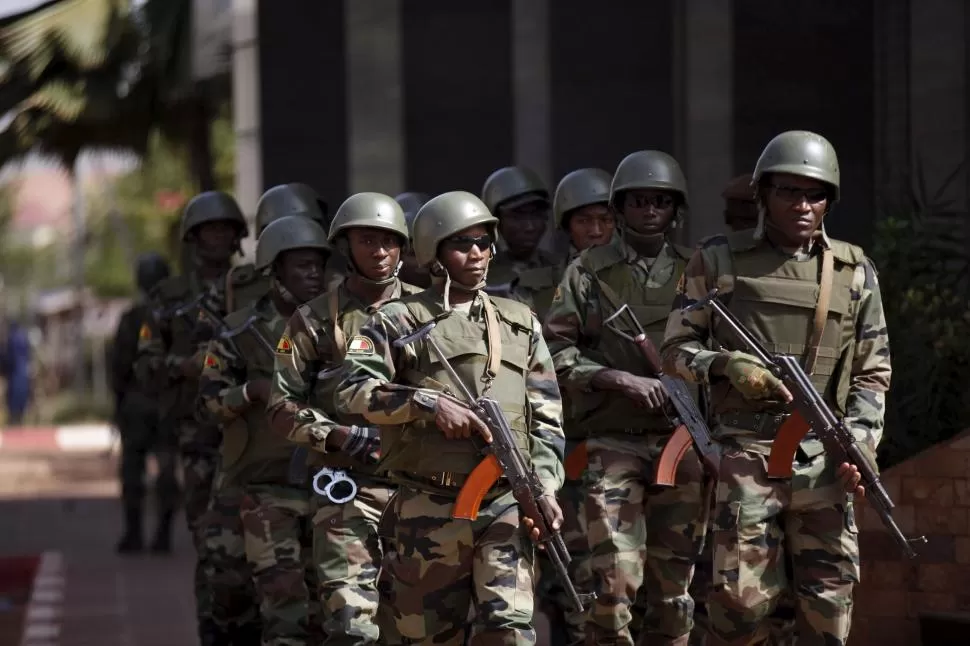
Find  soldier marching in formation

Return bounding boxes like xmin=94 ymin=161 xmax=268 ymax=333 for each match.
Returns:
xmin=121 ymin=128 xmax=888 ymax=646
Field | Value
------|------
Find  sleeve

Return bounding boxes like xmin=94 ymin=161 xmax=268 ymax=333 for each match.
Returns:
xmin=110 ymin=308 xmax=138 ymax=399
xmin=266 ymin=314 xmax=344 ymax=454
xmin=842 ymin=259 xmax=892 ymax=458
xmin=197 ymin=336 xmax=249 ymax=424
xmin=525 ymin=316 xmax=567 ymax=494
xmin=334 ymin=306 xmax=441 ymax=425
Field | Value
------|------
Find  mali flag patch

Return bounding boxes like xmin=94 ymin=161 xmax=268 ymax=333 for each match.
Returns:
xmin=203 ymin=353 xmax=222 ymax=371
xmin=276 ymin=334 xmax=293 ymax=354
xmin=138 ymin=323 xmax=152 ymax=341
xmin=347 ymin=335 xmax=375 ymax=355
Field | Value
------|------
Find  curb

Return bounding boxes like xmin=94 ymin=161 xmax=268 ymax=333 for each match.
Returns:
xmin=0 ymin=425 xmax=115 ymax=453
xmin=20 ymin=551 xmax=65 ymax=646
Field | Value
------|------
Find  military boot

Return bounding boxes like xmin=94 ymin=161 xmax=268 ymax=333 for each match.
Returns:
xmin=149 ymin=509 xmax=174 ymax=554
xmin=115 ymin=505 xmax=143 ymax=554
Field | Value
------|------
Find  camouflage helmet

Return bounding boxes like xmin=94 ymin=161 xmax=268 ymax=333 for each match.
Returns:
xmin=255 ymin=183 xmax=328 ymax=233
xmin=481 ymin=166 xmax=549 ymax=214
xmin=554 ymin=168 xmax=613 ymax=229
xmin=328 ymin=192 xmax=410 ymax=246
xmin=255 ymin=215 xmax=331 ymax=272
xmin=394 ymin=191 xmax=430 ymax=236
xmin=180 ymin=191 xmax=248 ymax=240
xmin=751 ymin=130 xmax=840 ymax=201
xmin=610 ymin=151 xmax=689 ymax=209
xmin=135 ymin=252 xmax=170 ymax=293
xmin=412 ymin=191 xmax=497 ymax=268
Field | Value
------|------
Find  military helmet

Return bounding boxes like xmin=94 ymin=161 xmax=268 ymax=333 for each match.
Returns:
xmin=135 ymin=252 xmax=170 ymax=293
xmin=610 ymin=151 xmax=689 ymax=209
xmin=722 ymin=173 xmax=756 ymax=203
xmin=180 ymin=191 xmax=248 ymax=241
xmin=255 ymin=183 xmax=328 ymax=233
xmin=328 ymin=192 xmax=410 ymax=247
xmin=394 ymin=191 xmax=430 ymax=235
xmin=554 ymin=168 xmax=613 ymax=229
xmin=412 ymin=191 xmax=498 ymax=268
xmin=255 ymin=215 xmax=331 ymax=272
xmin=751 ymin=130 xmax=840 ymax=201
xmin=481 ymin=166 xmax=549 ymax=214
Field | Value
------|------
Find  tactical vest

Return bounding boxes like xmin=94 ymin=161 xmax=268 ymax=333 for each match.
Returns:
xmin=573 ymin=239 xmax=692 ymax=434
xmin=219 ymin=304 xmax=297 ymax=487
xmin=224 ymin=263 xmax=270 ymax=314
xmin=154 ymin=276 xmax=204 ymax=422
xmin=513 ymin=263 xmax=564 ymax=321
xmin=712 ymin=232 xmax=862 ymax=424
xmin=379 ymin=291 xmax=535 ymax=477
xmin=486 ymin=248 xmax=558 ymax=289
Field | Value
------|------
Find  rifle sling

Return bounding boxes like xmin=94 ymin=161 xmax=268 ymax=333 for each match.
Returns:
xmin=804 ymin=247 xmax=834 ymax=375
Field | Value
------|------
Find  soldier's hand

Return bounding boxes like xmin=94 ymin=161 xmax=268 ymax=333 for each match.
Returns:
xmin=522 ymin=494 xmax=563 ymax=547
xmin=245 ymin=379 xmax=272 ymax=403
xmin=722 ymin=351 xmax=793 ymax=402
xmin=180 ymin=351 xmax=205 ymax=378
xmin=434 ymin=397 xmax=493 ymax=443
xmin=619 ymin=375 xmax=668 ymax=409
xmin=837 ymin=462 xmax=866 ymax=498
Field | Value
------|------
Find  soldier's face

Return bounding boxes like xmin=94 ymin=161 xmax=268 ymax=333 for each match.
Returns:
xmin=438 ymin=224 xmax=492 ymax=287
xmin=566 ymin=204 xmax=615 ymax=250
xmin=346 ymin=228 xmax=403 ymax=282
xmin=194 ymin=221 xmax=238 ymax=262
xmin=763 ymin=173 xmax=829 ymax=243
xmin=276 ymin=249 xmax=327 ymax=303
xmin=621 ymin=189 xmax=677 ymax=235
xmin=497 ymin=200 xmax=549 ymax=255
xmin=399 ymin=247 xmax=431 ymax=288
xmin=724 ymin=199 xmax=758 ymax=232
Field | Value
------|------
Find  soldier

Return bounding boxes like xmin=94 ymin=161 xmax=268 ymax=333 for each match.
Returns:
xmin=394 ymin=191 xmax=432 ymax=288
xmin=267 ymin=192 xmax=421 ymax=645
xmin=225 ymin=183 xmax=332 ymax=313
xmin=661 ymin=130 xmax=888 ymax=646
xmin=481 ymin=166 xmax=560 ymax=288
xmin=111 ymin=252 xmax=179 ymax=554
xmin=543 ymin=151 xmax=706 ymax=646
xmin=200 ymin=215 xmax=331 ymax=646
xmin=136 ymin=190 xmax=258 ymax=645
xmin=721 ymin=173 xmax=759 ymax=232
xmin=334 ymin=191 xmax=566 ymax=645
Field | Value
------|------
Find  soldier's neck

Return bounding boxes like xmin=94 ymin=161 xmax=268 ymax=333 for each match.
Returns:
xmin=347 ymin=274 xmax=397 ymax=306
xmin=625 ymin=229 xmax=666 ymax=258
xmin=196 ymin=260 xmax=230 ymax=282
xmin=270 ymin=291 xmax=296 ymax=317
xmin=765 ymin=226 xmax=814 ymax=255
xmin=438 ymin=283 xmax=476 ymax=306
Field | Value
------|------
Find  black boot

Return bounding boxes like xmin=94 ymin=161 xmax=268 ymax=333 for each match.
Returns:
xmin=150 ymin=509 xmax=174 ymax=554
xmin=115 ymin=505 xmax=143 ymax=554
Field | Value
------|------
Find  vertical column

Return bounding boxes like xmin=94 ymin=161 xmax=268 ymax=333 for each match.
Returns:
xmin=674 ymin=0 xmax=734 ymax=246
xmin=345 ymin=0 xmax=404 ymax=195
xmin=231 ymin=0 xmax=261 ymax=257
xmin=512 ymin=0 xmax=552 ymax=188
xmin=872 ymin=0 xmax=911 ymax=213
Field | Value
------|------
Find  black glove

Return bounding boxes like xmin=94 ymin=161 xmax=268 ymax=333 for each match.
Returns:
xmin=340 ymin=425 xmax=381 ymax=464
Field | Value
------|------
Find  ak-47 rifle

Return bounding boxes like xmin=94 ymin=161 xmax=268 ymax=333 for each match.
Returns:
xmin=596 ymin=303 xmax=720 ymax=486
xmin=394 ymin=320 xmax=595 ymax=612
xmin=685 ymin=288 xmax=926 ymax=558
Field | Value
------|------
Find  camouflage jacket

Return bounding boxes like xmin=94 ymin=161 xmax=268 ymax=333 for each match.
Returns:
xmin=333 ymin=288 xmax=566 ymax=496
xmin=500 ymin=244 xmax=581 ymax=321
xmin=659 ymin=228 xmax=891 ymax=458
xmin=266 ymin=279 xmax=420 ymax=469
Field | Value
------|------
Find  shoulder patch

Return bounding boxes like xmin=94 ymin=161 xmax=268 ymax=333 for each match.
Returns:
xmin=347 ymin=335 xmax=375 ymax=355
xmin=276 ymin=334 xmax=294 ymax=354
xmin=229 ymin=263 xmax=259 ymax=286
xmin=138 ymin=323 xmax=152 ymax=341
xmin=203 ymin=352 xmax=223 ymax=371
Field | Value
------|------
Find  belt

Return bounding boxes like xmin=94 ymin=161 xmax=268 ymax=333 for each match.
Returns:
xmin=404 ymin=471 xmax=510 ymax=490
xmin=717 ymin=411 xmax=791 ymax=437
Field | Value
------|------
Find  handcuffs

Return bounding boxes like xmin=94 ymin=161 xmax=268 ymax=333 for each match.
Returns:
xmin=312 ymin=467 xmax=358 ymax=504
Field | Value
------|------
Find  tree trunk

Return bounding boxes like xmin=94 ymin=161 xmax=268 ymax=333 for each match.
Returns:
xmin=188 ymin=98 xmax=216 ymax=191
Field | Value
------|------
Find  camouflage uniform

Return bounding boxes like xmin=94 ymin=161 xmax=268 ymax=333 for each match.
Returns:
xmin=544 ymin=152 xmax=706 ymax=646
xmin=268 ymin=193 xmax=419 ymax=646
xmin=660 ymin=131 xmax=891 ymax=646
xmin=335 ymin=191 xmax=566 ymax=645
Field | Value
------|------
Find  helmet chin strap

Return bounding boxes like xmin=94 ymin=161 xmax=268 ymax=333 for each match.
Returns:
xmin=431 ymin=262 xmax=488 ymax=312
xmin=271 ymin=275 xmax=302 ymax=306
xmin=338 ymin=238 xmax=403 ymax=286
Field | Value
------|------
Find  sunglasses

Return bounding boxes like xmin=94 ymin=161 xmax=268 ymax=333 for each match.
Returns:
xmin=443 ymin=234 xmax=493 ymax=253
xmin=626 ymin=194 xmax=675 ymax=210
xmin=770 ymin=184 xmax=828 ymax=205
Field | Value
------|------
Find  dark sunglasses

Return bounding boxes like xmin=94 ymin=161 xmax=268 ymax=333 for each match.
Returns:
xmin=770 ymin=184 xmax=828 ymax=205
xmin=443 ymin=234 xmax=493 ymax=253
xmin=627 ymin=194 xmax=675 ymax=210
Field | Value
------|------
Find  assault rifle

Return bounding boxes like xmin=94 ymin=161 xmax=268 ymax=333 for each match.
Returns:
xmin=685 ymin=288 xmax=926 ymax=558
xmin=394 ymin=320 xmax=595 ymax=612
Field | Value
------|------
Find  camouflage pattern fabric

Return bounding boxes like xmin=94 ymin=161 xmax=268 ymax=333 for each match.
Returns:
xmin=181 ymin=435 xmax=220 ymax=639
xmin=240 ymin=485 xmax=321 ymax=646
xmin=378 ymin=487 xmax=537 ymax=645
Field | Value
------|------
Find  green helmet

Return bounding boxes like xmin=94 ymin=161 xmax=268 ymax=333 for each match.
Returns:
xmin=328 ymin=192 xmax=410 ymax=246
xmin=481 ymin=166 xmax=549 ymax=214
xmin=255 ymin=215 xmax=331 ymax=272
xmin=554 ymin=168 xmax=613 ymax=229
xmin=180 ymin=191 xmax=248 ymax=241
xmin=752 ymin=130 xmax=840 ymax=201
xmin=610 ymin=151 xmax=689 ymax=209
xmin=394 ymin=191 xmax=430 ymax=235
xmin=412 ymin=191 xmax=497 ymax=268
xmin=255 ymin=183 xmax=328 ymax=233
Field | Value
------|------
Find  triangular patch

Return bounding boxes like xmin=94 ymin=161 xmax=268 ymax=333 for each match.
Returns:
xmin=203 ymin=353 xmax=222 ymax=371
xmin=276 ymin=334 xmax=293 ymax=354
xmin=138 ymin=323 xmax=152 ymax=341
xmin=347 ymin=335 xmax=375 ymax=355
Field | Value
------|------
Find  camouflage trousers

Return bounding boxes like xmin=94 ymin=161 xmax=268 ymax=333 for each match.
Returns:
xmin=378 ymin=485 xmax=537 ymax=645
xmin=585 ymin=435 xmax=707 ymax=646
xmin=240 ymin=484 xmax=321 ymax=646
xmin=707 ymin=447 xmax=860 ymax=646
xmin=311 ymin=473 xmax=391 ymax=645
xmin=204 ymin=483 xmax=262 ymax=641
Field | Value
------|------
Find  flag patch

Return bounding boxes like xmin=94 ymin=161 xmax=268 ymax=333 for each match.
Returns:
xmin=203 ymin=353 xmax=222 ymax=371
xmin=276 ymin=335 xmax=293 ymax=354
xmin=347 ymin=335 xmax=374 ymax=355
xmin=138 ymin=323 xmax=152 ymax=341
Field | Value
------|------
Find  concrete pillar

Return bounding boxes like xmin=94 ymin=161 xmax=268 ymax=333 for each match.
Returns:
xmin=231 ymin=0 xmax=261 ymax=258
xmin=511 ymin=0 xmax=552 ymax=189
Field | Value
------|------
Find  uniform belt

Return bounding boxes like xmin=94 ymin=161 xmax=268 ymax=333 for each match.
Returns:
xmin=407 ymin=471 xmax=509 ymax=490
xmin=718 ymin=411 xmax=791 ymax=437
